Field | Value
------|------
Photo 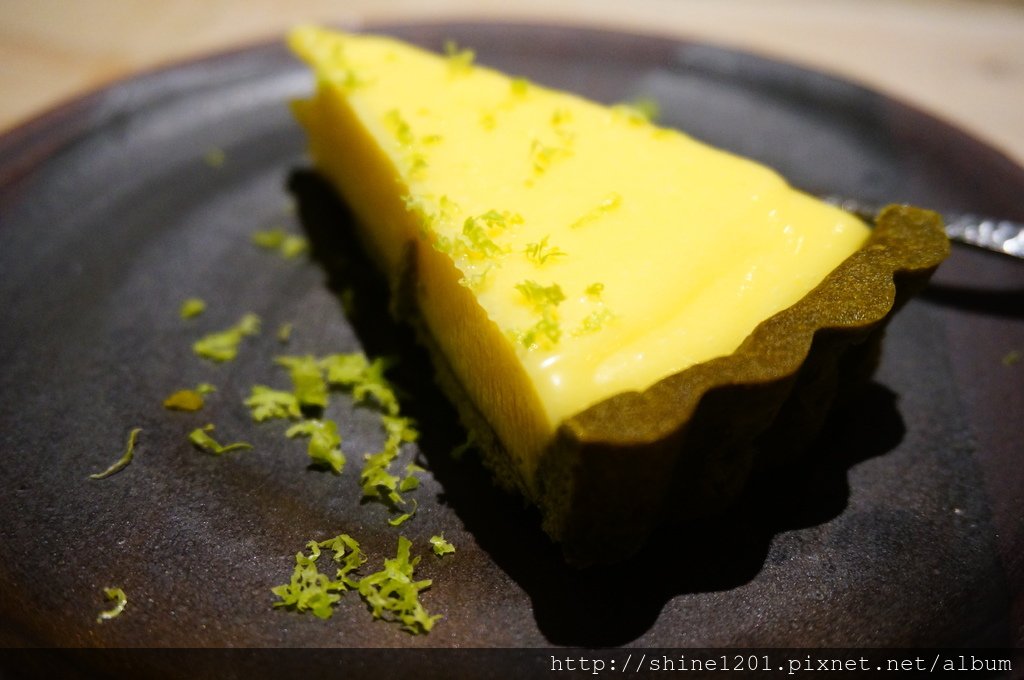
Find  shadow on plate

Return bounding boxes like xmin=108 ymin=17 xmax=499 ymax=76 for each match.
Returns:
xmin=921 ymin=283 xmax=1024 ymax=320
xmin=288 ymin=169 xmax=905 ymax=646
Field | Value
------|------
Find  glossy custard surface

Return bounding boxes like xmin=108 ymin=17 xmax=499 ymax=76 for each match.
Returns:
xmin=290 ymin=27 xmax=870 ymax=481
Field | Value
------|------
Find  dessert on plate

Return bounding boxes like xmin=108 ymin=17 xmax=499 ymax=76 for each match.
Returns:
xmin=288 ymin=26 xmax=949 ymax=564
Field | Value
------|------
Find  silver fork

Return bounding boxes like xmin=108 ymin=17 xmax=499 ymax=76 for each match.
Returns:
xmin=822 ymin=196 xmax=1024 ymax=259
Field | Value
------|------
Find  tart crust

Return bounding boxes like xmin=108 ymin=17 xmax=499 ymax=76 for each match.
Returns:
xmin=287 ymin=28 xmax=950 ymax=565
xmin=401 ymin=204 xmax=949 ymax=564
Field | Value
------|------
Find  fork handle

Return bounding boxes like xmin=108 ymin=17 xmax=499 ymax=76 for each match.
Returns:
xmin=942 ymin=213 xmax=1024 ymax=258
xmin=822 ymin=196 xmax=1024 ymax=259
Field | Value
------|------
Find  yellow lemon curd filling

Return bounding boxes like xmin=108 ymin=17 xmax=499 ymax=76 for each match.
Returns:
xmin=289 ymin=27 xmax=870 ymax=491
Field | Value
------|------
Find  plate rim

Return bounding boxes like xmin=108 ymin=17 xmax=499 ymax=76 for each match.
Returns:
xmin=0 ymin=20 xmax=1019 ymax=649
xmin=3 ymin=20 xmax=1024 ymax=199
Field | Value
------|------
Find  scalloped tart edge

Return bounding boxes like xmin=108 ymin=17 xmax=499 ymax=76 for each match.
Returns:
xmin=399 ymin=204 xmax=947 ymax=565
xmin=531 ymin=204 xmax=950 ymax=564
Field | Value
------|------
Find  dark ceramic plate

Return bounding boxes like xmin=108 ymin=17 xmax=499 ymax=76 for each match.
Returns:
xmin=1 ymin=22 xmax=1022 ymax=657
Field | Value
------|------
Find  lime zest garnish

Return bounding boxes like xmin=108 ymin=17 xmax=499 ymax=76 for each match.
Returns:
xmin=550 ymin=108 xmax=572 ymax=126
xmin=510 ymin=77 xmax=531 ymax=97
xmin=524 ymin=236 xmax=567 ymax=266
xmin=193 ymin=313 xmax=261 ymax=362
xmin=383 ymin=109 xmax=416 ymax=147
xmin=272 ymin=534 xmax=437 ymax=633
xmin=276 ymin=354 xmax=330 ymax=410
xmin=429 ymin=534 xmax=456 ymax=557
xmin=572 ymin=307 xmax=617 ymax=337
xmin=360 ymin=447 xmax=403 ymax=507
xmin=612 ymin=96 xmax=660 ymax=123
xmin=529 ymin=138 xmax=572 ymax=175
xmin=245 ymin=386 xmax=302 ymax=422
xmin=570 ymin=192 xmax=622 ymax=230
xmin=479 ymin=112 xmax=496 ymax=130
xmin=460 ymin=216 xmax=506 ymax=259
xmin=286 ymin=419 xmax=346 ymax=474
xmin=319 ymin=533 xmax=368 ymax=583
xmin=443 ymin=40 xmax=475 ymax=75
xmin=271 ymin=533 xmax=365 ymax=620
xmin=331 ymin=68 xmax=369 ymax=92
xmin=179 ymin=298 xmax=206 ymax=319
xmin=189 ymin=424 xmax=253 ymax=456
xmin=96 ymin=587 xmax=127 ymax=622
xmin=458 ymin=263 xmax=495 ymax=292
xmin=163 ymin=389 xmax=205 ymax=412
xmin=515 ymin=280 xmax=566 ymax=311
xmin=89 ymin=428 xmax=142 ymax=480
xmin=361 ymin=414 xmax=419 ymax=508
xmin=252 ymin=228 xmax=308 ymax=258
xmin=434 ymin=208 xmax=521 ymax=267
xmin=399 ymin=462 xmax=425 ymax=492
xmin=572 ymin=283 xmax=616 ymax=336
xmin=387 ymin=499 xmax=418 ymax=527
xmin=510 ymin=280 xmax=566 ymax=349
xmin=277 ymin=323 xmax=294 ymax=344
xmin=321 ymin=353 xmax=401 ymax=415
xmin=382 ymin=110 xmax=435 ymax=177
xmin=357 ymin=536 xmax=440 ymax=634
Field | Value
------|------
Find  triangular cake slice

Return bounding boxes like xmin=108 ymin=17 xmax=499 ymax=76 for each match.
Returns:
xmin=289 ymin=27 xmax=949 ymax=564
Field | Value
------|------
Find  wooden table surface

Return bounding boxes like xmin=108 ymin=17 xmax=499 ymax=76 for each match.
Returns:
xmin=2 ymin=0 xmax=1023 ymax=166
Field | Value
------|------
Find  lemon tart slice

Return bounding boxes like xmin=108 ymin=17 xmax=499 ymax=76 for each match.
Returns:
xmin=288 ymin=27 xmax=949 ymax=564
